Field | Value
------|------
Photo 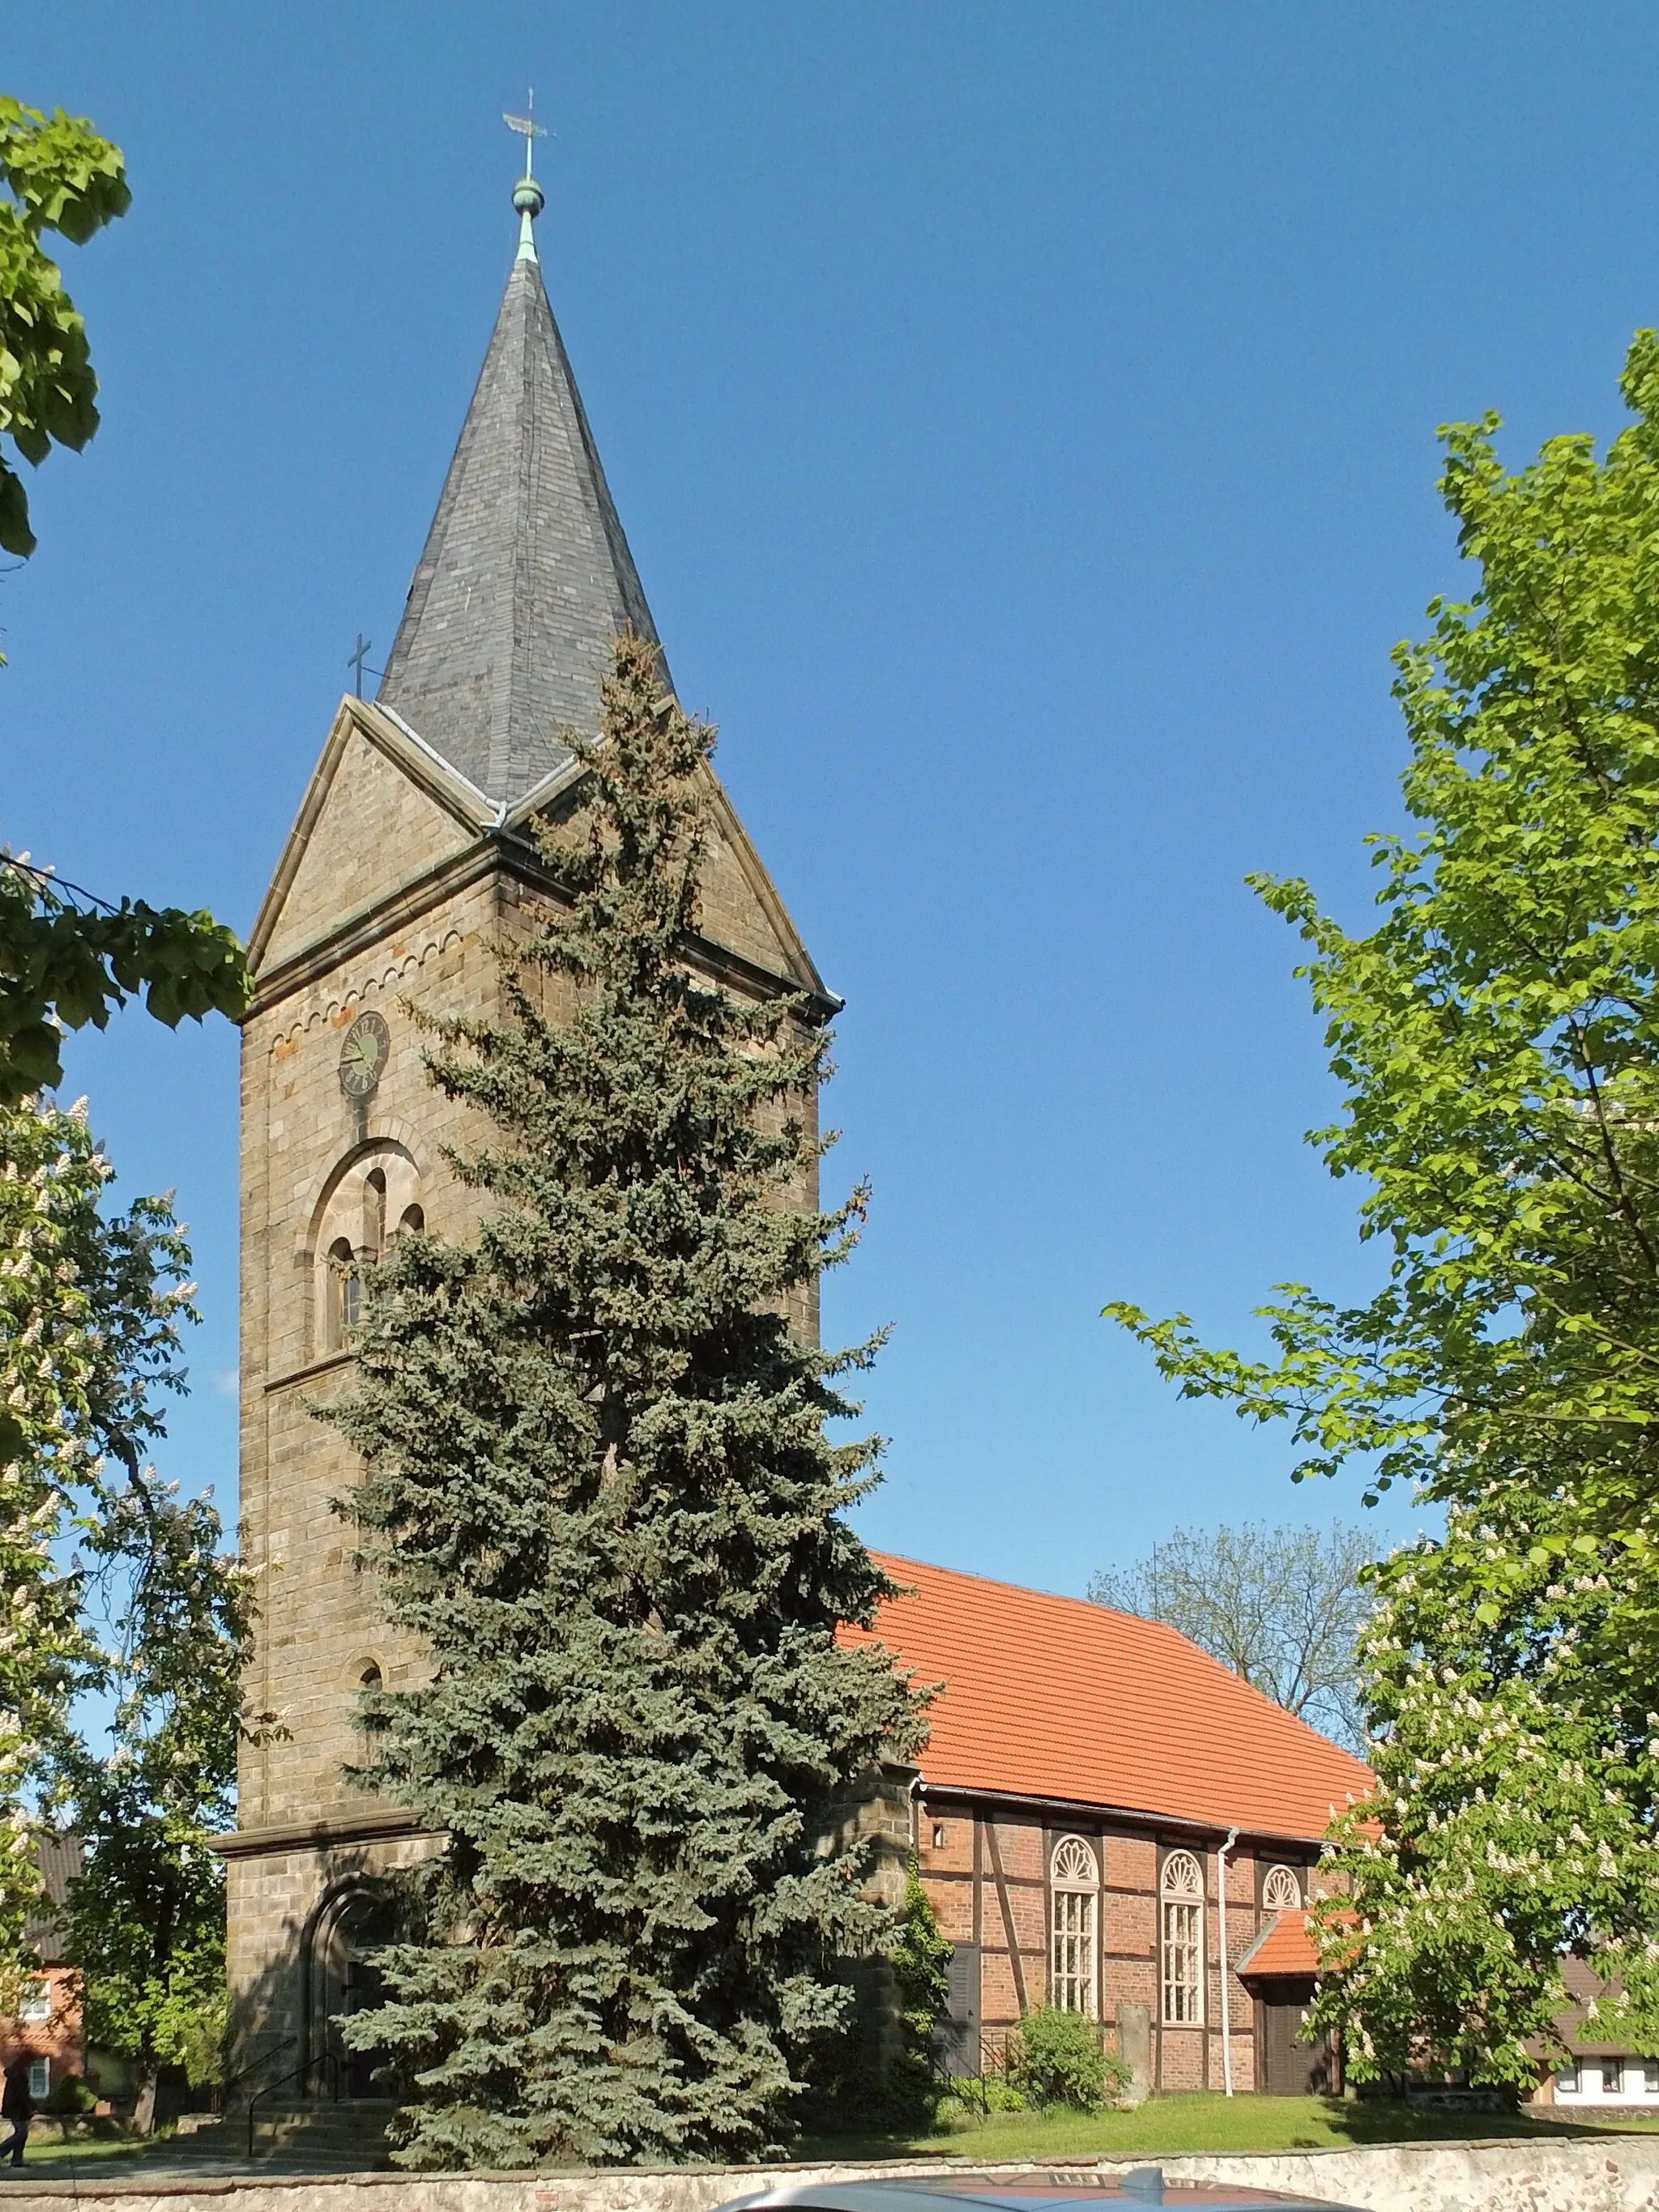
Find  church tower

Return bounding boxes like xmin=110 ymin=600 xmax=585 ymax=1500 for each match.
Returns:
xmin=223 ymin=159 xmax=834 ymax=2082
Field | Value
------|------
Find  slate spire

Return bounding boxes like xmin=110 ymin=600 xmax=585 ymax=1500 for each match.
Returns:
xmin=377 ymin=163 xmax=667 ymax=806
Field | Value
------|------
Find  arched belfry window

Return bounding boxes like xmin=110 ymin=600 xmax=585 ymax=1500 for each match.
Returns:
xmin=1050 ymin=1835 xmax=1098 ymax=2016
xmin=1161 ymin=1849 xmax=1205 ymax=2025
xmin=1262 ymin=1863 xmax=1303 ymax=1912
xmin=328 ymin=1238 xmax=361 ymax=1349
xmin=311 ymin=1144 xmax=423 ymax=1360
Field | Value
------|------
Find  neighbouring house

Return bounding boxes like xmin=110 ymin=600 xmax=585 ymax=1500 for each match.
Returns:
xmin=1 ymin=1835 xmax=83 ymax=2106
xmin=848 ymin=1555 xmax=1375 ymax=2094
xmin=1532 ymin=1958 xmax=1659 ymax=2108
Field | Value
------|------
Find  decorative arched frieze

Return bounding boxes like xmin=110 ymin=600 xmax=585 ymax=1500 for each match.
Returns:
xmin=262 ymin=927 xmax=466 ymax=1054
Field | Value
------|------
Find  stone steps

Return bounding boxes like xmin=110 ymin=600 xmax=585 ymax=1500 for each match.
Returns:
xmin=166 ymin=2099 xmax=395 ymax=2170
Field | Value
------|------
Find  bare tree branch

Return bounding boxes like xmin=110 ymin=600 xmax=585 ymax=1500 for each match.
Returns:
xmin=1089 ymin=1521 xmax=1375 ymax=1751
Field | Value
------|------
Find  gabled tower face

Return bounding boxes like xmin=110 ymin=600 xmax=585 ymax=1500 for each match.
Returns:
xmin=224 ymin=177 xmax=830 ymax=2081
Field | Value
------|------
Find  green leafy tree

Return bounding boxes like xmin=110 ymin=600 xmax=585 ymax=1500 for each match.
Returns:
xmin=0 ymin=95 xmax=128 ymax=560
xmin=59 ymin=1465 xmax=257 ymax=2133
xmin=0 ymin=95 xmax=254 ymax=2102
xmin=0 ymin=855 xmax=247 ymax=1104
xmin=0 ymin=1093 xmax=194 ymax=1961
xmin=1089 ymin=1522 xmax=1374 ymax=1747
xmin=0 ymin=1090 xmax=258 ymax=2124
xmin=327 ymin=633 xmax=925 ymax=2168
xmin=1107 ymin=329 xmax=1659 ymax=2082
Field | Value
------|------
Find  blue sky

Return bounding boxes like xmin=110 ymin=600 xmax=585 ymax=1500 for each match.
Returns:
xmin=6 ymin=2 xmax=1655 ymax=1594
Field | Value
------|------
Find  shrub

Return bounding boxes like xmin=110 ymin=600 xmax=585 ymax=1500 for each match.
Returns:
xmin=45 ymin=2073 xmax=99 ymax=2115
xmin=1005 ymin=2005 xmax=1132 ymax=2110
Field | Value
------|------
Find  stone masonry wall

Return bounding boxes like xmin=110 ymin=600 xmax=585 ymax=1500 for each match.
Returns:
xmin=14 ymin=2137 xmax=1659 ymax=2212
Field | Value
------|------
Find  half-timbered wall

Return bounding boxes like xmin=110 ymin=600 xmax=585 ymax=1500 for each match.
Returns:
xmin=916 ymin=1796 xmax=1326 ymax=2092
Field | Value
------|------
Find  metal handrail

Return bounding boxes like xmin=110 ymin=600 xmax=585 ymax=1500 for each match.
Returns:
xmin=222 ymin=2034 xmax=296 ymax=2103
xmin=246 ymin=2049 xmax=342 ymax=2159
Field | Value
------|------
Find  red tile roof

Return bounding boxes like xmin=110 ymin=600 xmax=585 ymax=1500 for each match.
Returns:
xmin=1236 ymin=1910 xmax=1320 ymax=1978
xmin=845 ymin=1553 xmax=1375 ymax=1843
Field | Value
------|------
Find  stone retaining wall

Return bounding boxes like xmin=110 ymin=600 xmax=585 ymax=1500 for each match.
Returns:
xmin=11 ymin=2135 xmax=1659 ymax=2212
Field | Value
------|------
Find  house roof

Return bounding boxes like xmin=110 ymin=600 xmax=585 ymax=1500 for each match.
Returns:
xmin=1551 ymin=1955 xmax=1644 ymax=2057
xmin=376 ymin=185 xmax=666 ymax=807
xmin=1236 ymin=1910 xmax=1320 ymax=1980
xmin=848 ymin=1554 xmax=1375 ymax=1843
xmin=23 ymin=1833 xmax=82 ymax=1964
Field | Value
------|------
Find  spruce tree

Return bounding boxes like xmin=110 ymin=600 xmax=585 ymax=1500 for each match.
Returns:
xmin=327 ymin=635 xmax=923 ymax=2168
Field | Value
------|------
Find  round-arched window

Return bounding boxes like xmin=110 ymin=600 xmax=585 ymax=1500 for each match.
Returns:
xmin=1050 ymin=1836 xmax=1098 ymax=2016
xmin=310 ymin=1144 xmax=423 ymax=1358
xmin=1162 ymin=1850 xmax=1203 ymax=1899
xmin=328 ymin=1238 xmax=361 ymax=1348
xmin=1161 ymin=1850 xmax=1205 ymax=2025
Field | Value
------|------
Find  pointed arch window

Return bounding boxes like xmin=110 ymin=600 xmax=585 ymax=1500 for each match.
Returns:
xmin=1050 ymin=1835 xmax=1098 ymax=2017
xmin=1161 ymin=1849 xmax=1205 ymax=2025
xmin=1262 ymin=1864 xmax=1303 ymax=1912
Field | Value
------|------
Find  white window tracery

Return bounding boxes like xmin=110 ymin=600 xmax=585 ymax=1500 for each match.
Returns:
xmin=1161 ymin=1849 xmax=1205 ymax=2025
xmin=1050 ymin=1835 xmax=1098 ymax=2017
xmin=1262 ymin=1863 xmax=1303 ymax=1912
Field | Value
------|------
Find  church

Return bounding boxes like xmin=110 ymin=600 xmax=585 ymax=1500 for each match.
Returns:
xmin=222 ymin=155 xmax=1372 ymax=2111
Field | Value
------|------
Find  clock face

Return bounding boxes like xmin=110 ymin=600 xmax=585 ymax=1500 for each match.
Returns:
xmin=339 ymin=1011 xmax=390 ymax=1101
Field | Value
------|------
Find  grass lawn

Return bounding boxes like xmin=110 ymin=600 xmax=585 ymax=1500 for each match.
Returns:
xmin=11 ymin=2095 xmax=1659 ymax=2181
xmin=795 ymin=2093 xmax=1659 ymax=2165
xmin=2 ymin=2134 xmax=176 ymax=2170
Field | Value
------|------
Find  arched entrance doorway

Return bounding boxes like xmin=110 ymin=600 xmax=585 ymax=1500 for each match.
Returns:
xmin=305 ymin=1883 xmax=398 ymax=2099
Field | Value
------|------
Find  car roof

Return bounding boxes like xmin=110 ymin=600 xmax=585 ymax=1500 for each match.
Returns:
xmin=715 ymin=2176 xmax=1362 ymax=2212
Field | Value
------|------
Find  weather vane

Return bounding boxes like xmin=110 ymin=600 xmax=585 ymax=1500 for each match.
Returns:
xmin=502 ymin=90 xmax=547 ymax=179
xmin=503 ymin=90 xmax=548 ymax=261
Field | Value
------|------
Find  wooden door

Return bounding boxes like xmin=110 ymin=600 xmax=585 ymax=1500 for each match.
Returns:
xmin=1256 ymin=1984 xmax=1333 ymax=2094
xmin=932 ymin=1942 xmax=982 ymax=2078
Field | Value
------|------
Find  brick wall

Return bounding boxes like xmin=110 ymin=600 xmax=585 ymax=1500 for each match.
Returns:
xmin=0 ymin=1964 xmax=81 ymax=2103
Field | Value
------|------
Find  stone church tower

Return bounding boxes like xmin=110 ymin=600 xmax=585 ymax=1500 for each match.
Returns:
xmin=222 ymin=167 xmax=834 ymax=2085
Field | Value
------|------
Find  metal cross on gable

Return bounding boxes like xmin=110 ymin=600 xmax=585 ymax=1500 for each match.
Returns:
xmin=348 ymin=633 xmax=373 ymax=698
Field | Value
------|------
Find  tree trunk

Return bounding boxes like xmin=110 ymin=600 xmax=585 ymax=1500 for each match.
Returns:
xmin=131 ymin=2063 xmax=158 ymax=2137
